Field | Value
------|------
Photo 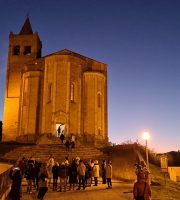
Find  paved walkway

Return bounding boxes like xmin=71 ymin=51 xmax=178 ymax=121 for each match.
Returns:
xmin=22 ymin=181 xmax=133 ymax=200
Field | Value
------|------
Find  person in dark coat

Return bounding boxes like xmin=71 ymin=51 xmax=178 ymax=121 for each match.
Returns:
xmin=133 ymin=171 xmax=151 ymax=200
xmin=68 ymin=159 xmax=78 ymax=190
xmin=57 ymin=125 xmax=61 ymax=137
xmin=26 ymin=162 xmax=36 ymax=193
xmin=52 ymin=161 xmax=59 ymax=191
xmin=34 ymin=160 xmax=42 ymax=190
xmin=17 ymin=157 xmax=26 ymax=176
xmin=8 ymin=167 xmax=22 ymax=200
xmin=37 ymin=165 xmax=49 ymax=200
xmin=65 ymin=139 xmax=70 ymax=152
xmin=60 ymin=133 xmax=65 ymax=144
xmin=58 ymin=162 xmax=68 ymax=192
xmin=102 ymin=160 xmax=106 ymax=184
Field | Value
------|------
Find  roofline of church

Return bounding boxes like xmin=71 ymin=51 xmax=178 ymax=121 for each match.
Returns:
xmin=27 ymin=49 xmax=107 ymax=66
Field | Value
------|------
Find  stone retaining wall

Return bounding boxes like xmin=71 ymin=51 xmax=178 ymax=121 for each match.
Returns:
xmin=0 ymin=164 xmax=12 ymax=200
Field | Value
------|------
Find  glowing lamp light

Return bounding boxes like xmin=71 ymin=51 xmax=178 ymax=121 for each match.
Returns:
xmin=142 ymin=131 xmax=150 ymax=141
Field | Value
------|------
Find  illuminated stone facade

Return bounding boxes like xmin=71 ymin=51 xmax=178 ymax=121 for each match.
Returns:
xmin=3 ymin=18 xmax=108 ymax=146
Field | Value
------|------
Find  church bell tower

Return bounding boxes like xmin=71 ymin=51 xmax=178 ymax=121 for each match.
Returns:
xmin=3 ymin=17 xmax=42 ymax=141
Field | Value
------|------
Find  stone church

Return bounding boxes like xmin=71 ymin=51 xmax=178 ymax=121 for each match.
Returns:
xmin=3 ymin=17 xmax=108 ymax=146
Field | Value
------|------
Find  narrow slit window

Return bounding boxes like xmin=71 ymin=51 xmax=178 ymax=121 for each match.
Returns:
xmin=97 ymin=93 xmax=101 ymax=107
xmin=70 ymin=83 xmax=75 ymax=102
xmin=47 ymin=83 xmax=52 ymax=102
xmin=23 ymin=91 xmax=27 ymax=106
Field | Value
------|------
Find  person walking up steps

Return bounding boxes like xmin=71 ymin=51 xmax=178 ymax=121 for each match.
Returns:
xmin=60 ymin=132 xmax=65 ymax=144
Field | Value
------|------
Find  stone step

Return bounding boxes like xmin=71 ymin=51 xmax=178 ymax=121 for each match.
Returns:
xmin=2 ymin=144 xmax=108 ymax=163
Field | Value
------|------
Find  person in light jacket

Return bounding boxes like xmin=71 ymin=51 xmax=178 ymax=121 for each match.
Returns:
xmin=77 ymin=160 xmax=86 ymax=190
xmin=106 ymin=161 xmax=112 ymax=189
xmin=93 ymin=160 xmax=99 ymax=186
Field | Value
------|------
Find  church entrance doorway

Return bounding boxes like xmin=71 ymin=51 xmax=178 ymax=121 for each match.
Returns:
xmin=55 ymin=123 xmax=65 ymax=137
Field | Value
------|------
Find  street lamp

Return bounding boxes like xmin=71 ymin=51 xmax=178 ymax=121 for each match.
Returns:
xmin=142 ymin=131 xmax=150 ymax=170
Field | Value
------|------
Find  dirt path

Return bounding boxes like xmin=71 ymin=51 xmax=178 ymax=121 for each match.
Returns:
xmin=22 ymin=181 xmax=133 ymax=200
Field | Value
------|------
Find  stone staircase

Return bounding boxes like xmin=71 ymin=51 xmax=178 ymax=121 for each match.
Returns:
xmin=2 ymin=144 xmax=109 ymax=163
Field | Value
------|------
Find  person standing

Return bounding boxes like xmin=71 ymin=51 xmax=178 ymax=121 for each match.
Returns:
xmin=52 ymin=161 xmax=59 ymax=191
xmin=60 ymin=133 xmax=65 ymax=144
xmin=77 ymin=160 xmax=86 ymax=190
xmin=58 ymin=162 xmax=68 ymax=192
xmin=57 ymin=125 xmax=61 ymax=137
xmin=9 ymin=167 xmax=22 ymax=200
xmin=68 ymin=159 xmax=78 ymax=190
xmin=133 ymin=171 xmax=151 ymax=200
xmin=37 ymin=164 xmax=49 ymax=200
xmin=106 ymin=161 xmax=112 ymax=189
xmin=70 ymin=134 xmax=76 ymax=149
xmin=101 ymin=160 xmax=106 ymax=184
xmin=47 ymin=155 xmax=54 ymax=186
xmin=140 ymin=160 xmax=150 ymax=184
xmin=26 ymin=162 xmax=35 ymax=193
xmin=93 ymin=160 xmax=99 ymax=186
xmin=65 ymin=139 xmax=70 ymax=152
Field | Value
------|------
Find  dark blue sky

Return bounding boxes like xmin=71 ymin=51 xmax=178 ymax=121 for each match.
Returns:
xmin=0 ymin=0 xmax=180 ymax=152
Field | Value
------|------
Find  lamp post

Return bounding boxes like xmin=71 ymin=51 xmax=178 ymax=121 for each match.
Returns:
xmin=142 ymin=131 xmax=150 ymax=170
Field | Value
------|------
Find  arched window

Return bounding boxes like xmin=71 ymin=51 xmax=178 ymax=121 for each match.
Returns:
xmin=70 ymin=83 xmax=75 ymax=102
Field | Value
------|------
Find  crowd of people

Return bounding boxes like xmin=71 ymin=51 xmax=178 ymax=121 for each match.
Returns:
xmin=7 ymin=148 xmax=152 ymax=200
xmin=8 ymin=155 xmax=112 ymax=200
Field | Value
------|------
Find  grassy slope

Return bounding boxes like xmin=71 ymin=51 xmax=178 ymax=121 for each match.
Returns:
xmin=150 ymin=164 xmax=180 ymax=200
xmin=103 ymin=144 xmax=180 ymax=199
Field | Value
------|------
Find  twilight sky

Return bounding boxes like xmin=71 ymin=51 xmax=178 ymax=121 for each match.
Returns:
xmin=0 ymin=0 xmax=180 ymax=153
